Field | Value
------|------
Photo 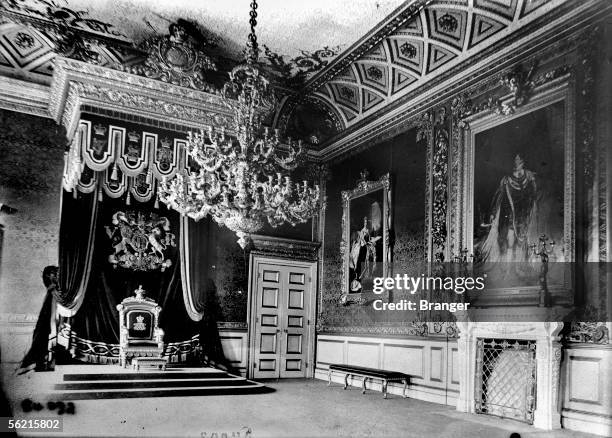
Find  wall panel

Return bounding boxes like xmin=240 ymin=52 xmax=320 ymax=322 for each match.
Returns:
xmin=561 ymin=345 xmax=612 ymax=437
xmin=315 ymin=334 xmax=458 ymax=406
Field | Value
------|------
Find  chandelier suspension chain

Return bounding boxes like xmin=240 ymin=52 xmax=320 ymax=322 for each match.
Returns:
xmin=247 ymin=0 xmax=259 ymax=64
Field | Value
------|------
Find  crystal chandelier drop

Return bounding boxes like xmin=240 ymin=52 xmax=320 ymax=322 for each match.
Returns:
xmin=158 ymin=0 xmax=320 ymax=248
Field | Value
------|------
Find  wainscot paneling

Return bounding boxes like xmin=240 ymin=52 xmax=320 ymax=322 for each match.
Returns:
xmin=0 ymin=313 xmax=37 ymax=363
xmin=561 ymin=344 xmax=612 ymax=437
xmin=315 ymin=334 xmax=458 ymax=406
xmin=219 ymin=328 xmax=248 ymax=376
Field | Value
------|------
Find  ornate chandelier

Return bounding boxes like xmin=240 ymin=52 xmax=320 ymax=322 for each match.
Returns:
xmin=158 ymin=0 xmax=320 ymax=248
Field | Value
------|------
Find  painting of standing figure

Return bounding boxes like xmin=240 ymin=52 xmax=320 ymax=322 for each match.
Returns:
xmin=477 ymin=153 xmax=538 ymax=264
xmin=348 ymin=199 xmax=383 ymax=294
xmin=341 ymin=173 xmax=390 ymax=297
xmin=472 ymin=101 xmax=566 ymax=288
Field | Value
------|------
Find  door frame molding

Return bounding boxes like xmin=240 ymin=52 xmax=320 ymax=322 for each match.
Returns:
xmin=247 ymin=254 xmax=318 ymax=379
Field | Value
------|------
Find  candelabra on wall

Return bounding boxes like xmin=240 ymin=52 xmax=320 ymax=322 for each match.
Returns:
xmin=531 ymin=234 xmax=555 ymax=307
xmin=452 ymin=247 xmax=474 ymax=265
xmin=452 ymin=248 xmax=474 ymax=304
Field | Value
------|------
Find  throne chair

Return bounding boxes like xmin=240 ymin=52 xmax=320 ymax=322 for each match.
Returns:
xmin=116 ymin=285 xmax=165 ymax=368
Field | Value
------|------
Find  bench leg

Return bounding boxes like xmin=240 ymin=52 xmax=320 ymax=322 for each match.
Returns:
xmin=362 ymin=377 xmax=367 ymax=394
xmin=382 ymin=380 xmax=388 ymax=399
xmin=403 ymin=379 xmax=407 ymax=398
xmin=344 ymin=373 xmax=349 ymax=390
xmin=328 ymin=369 xmax=332 ymax=386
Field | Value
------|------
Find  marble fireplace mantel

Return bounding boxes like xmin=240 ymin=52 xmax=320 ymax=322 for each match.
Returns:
xmin=456 ymin=309 xmax=564 ymax=430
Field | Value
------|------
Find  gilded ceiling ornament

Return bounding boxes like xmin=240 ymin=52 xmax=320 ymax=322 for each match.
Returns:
xmin=340 ymin=86 xmax=355 ymax=100
xmin=399 ymin=42 xmax=417 ymax=59
xmin=262 ymin=44 xmax=343 ymax=89
xmin=117 ymin=23 xmax=217 ymax=92
xmin=54 ymin=29 xmax=101 ymax=64
xmin=437 ymin=13 xmax=458 ymax=33
xmin=13 ymin=31 xmax=34 ymax=49
xmin=366 ymin=66 xmax=383 ymax=81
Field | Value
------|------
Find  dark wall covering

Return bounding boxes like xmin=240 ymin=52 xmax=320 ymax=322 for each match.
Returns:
xmin=319 ymin=128 xmax=427 ymax=329
xmin=212 ymin=220 xmax=312 ymax=323
xmin=0 ymin=109 xmax=66 ymax=315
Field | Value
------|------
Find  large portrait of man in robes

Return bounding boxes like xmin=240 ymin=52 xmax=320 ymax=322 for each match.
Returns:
xmin=471 ymin=101 xmax=566 ymax=289
xmin=341 ymin=173 xmax=390 ymax=298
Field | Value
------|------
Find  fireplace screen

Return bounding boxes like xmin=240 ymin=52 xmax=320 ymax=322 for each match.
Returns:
xmin=474 ymin=338 xmax=537 ymax=424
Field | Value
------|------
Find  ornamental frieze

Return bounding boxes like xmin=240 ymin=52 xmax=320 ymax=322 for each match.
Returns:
xmin=72 ymin=82 xmax=232 ymax=128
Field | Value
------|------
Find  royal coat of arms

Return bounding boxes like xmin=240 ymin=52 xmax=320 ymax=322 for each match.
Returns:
xmin=106 ymin=211 xmax=176 ymax=271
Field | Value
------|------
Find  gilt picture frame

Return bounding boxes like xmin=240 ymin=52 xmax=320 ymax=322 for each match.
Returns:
xmin=457 ymin=81 xmax=575 ymax=305
xmin=340 ymin=172 xmax=391 ymax=303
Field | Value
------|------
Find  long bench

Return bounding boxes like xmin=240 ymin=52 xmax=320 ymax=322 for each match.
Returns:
xmin=327 ymin=364 xmax=409 ymax=399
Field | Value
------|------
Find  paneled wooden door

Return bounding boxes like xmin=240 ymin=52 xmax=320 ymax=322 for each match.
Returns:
xmin=249 ymin=257 xmax=317 ymax=379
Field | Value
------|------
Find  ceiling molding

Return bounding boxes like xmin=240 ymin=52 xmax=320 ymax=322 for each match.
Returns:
xmin=0 ymin=75 xmax=49 ymax=117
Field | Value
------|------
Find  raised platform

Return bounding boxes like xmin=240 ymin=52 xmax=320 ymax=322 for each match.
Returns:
xmin=44 ymin=365 xmax=273 ymax=400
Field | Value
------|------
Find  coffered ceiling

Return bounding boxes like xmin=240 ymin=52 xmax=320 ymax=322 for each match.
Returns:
xmin=302 ymin=0 xmax=568 ymax=129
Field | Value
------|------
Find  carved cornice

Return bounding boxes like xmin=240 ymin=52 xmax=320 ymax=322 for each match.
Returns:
xmin=249 ymin=234 xmax=321 ymax=261
xmin=0 ymin=76 xmax=50 ymax=118
xmin=49 ymin=57 xmax=233 ymax=139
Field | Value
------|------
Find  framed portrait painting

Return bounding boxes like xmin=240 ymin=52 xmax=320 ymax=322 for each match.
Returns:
xmin=341 ymin=173 xmax=391 ymax=300
xmin=462 ymin=83 xmax=574 ymax=299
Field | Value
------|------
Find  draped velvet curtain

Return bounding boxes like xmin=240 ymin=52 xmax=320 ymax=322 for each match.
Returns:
xmin=55 ymin=190 xmax=98 ymax=314
xmin=179 ymin=216 xmax=211 ymax=321
xmin=58 ymin=190 xmax=212 ymax=363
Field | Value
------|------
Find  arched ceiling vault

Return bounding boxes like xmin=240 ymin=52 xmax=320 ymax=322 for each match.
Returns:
xmin=300 ymin=0 xmax=573 ymax=131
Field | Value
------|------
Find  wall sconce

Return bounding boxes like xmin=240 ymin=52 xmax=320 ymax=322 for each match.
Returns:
xmin=530 ymin=234 xmax=555 ymax=307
